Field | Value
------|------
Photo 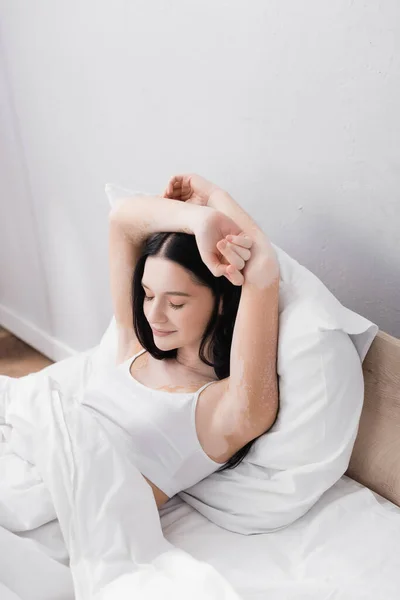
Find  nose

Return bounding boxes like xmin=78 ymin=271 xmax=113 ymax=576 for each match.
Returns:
xmin=146 ymin=298 xmax=168 ymax=324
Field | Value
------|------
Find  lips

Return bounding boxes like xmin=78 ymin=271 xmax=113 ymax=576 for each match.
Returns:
xmin=151 ymin=327 xmax=174 ymax=333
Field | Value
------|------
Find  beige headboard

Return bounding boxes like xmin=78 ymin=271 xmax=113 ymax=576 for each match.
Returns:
xmin=345 ymin=330 xmax=400 ymax=508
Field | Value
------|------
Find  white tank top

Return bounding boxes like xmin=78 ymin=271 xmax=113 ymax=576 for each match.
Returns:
xmin=80 ymin=348 xmax=227 ymax=498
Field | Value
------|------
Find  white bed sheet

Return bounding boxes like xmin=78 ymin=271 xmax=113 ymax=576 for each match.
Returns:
xmin=161 ymin=475 xmax=400 ymax=599
xmin=2 ymin=473 xmax=399 ymax=600
xmin=1 ymin=350 xmax=399 ymax=600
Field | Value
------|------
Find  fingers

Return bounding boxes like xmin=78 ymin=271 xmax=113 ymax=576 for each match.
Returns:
xmin=165 ymin=178 xmax=183 ymax=200
xmin=214 ymin=251 xmax=244 ymax=285
xmin=167 ymin=176 xmax=183 ymax=191
xmin=222 ymin=240 xmax=251 ymax=261
xmin=225 ymin=264 xmax=244 ymax=285
xmin=216 ymin=239 xmax=246 ymax=270
xmin=167 ymin=176 xmax=192 ymax=201
xmin=216 ymin=236 xmax=252 ymax=286
xmin=225 ymin=233 xmax=253 ymax=249
xmin=165 ymin=176 xmax=178 ymax=195
xmin=163 ymin=181 xmax=173 ymax=197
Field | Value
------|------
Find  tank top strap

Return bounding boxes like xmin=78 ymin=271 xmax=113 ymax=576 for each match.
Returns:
xmin=119 ymin=348 xmax=146 ymax=372
xmin=193 ymin=379 xmax=219 ymax=397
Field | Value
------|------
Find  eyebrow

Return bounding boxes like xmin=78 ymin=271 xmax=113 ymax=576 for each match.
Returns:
xmin=141 ymin=283 xmax=192 ymax=297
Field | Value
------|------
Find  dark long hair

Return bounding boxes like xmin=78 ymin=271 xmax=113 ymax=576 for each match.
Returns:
xmin=131 ymin=231 xmax=276 ymax=472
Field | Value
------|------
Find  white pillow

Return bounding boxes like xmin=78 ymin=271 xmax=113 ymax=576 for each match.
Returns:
xmin=100 ymin=183 xmax=378 ymax=535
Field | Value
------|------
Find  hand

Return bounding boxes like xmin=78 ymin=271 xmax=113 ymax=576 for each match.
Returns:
xmin=216 ymin=233 xmax=254 ymax=285
xmin=162 ymin=173 xmax=219 ymax=207
xmin=194 ymin=210 xmax=253 ymax=286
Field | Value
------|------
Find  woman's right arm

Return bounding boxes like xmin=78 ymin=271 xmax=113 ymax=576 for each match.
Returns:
xmin=109 ymin=195 xmax=202 ymax=244
xmin=109 ymin=218 xmax=143 ymax=363
xmin=109 ymin=196 xmax=204 ymax=363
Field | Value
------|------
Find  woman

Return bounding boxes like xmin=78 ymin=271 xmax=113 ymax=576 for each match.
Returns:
xmin=104 ymin=173 xmax=280 ymax=510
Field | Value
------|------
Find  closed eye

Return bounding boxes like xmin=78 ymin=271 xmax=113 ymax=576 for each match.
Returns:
xmin=143 ymin=295 xmax=184 ymax=310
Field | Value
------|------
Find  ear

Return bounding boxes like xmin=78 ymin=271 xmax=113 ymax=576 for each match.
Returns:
xmin=218 ymin=298 xmax=223 ymax=316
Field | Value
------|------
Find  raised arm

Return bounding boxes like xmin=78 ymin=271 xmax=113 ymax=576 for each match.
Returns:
xmin=109 ymin=195 xmax=201 ymax=245
xmin=207 ymin=188 xmax=280 ymax=439
xmin=163 ymin=174 xmax=280 ymax=441
xmin=109 ymin=196 xmax=202 ymax=363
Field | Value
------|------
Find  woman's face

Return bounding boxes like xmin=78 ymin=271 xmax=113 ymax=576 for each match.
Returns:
xmin=141 ymin=256 xmax=218 ymax=353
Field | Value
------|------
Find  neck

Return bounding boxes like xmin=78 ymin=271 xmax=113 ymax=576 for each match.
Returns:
xmin=174 ymin=339 xmax=216 ymax=379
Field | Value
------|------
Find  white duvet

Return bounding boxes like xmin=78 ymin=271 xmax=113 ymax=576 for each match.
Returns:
xmin=2 ymin=362 xmax=400 ymax=600
xmin=0 ymin=372 xmax=241 ymax=600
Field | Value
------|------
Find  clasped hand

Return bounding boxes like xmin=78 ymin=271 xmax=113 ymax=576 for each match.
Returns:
xmin=194 ymin=209 xmax=253 ymax=286
xmin=162 ymin=174 xmax=252 ymax=286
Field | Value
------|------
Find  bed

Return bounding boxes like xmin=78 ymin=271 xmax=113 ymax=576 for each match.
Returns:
xmin=1 ymin=329 xmax=399 ymax=600
xmin=161 ymin=329 xmax=400 ymax=599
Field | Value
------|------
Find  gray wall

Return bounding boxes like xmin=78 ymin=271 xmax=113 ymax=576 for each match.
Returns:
xmin=0 ymin=1 xmax=399 ymax=360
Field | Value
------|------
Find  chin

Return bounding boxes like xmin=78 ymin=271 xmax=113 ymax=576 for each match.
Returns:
xmin=154 ymin=335 xmax=176 ymax=344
